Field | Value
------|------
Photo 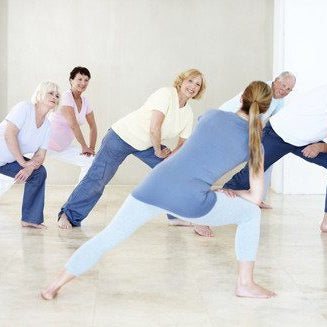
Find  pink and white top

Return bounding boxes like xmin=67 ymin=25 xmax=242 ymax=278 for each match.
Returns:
xmin=48 ymin=90 xmax=92 ymax=151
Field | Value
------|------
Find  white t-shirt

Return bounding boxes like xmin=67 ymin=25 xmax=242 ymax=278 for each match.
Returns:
xmin=219 ymin=81 xmax=284 ymax=122
xmin=0 ymin=101 xmax=51 ymax=166
xmin=270 ymin=85 xmax=327 ymax=146
xmin=112 ymin=87 xmax=193 ymax=150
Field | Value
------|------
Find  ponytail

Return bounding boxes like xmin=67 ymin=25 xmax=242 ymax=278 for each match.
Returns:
xmin=248 ymin=102 xmax=263 ymax=175
xmin=241 ymin=81 xmax=272 ymax=176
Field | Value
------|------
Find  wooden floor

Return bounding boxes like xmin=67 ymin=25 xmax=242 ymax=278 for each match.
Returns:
xmin=0 ymin=185 xmax=326 ymax=327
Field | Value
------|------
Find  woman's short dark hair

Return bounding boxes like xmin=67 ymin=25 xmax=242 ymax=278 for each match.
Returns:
xmin=70 ymin=66 xmax=91 ymax=80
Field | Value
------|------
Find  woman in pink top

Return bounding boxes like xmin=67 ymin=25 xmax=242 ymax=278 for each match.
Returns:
xmin=48 ymin=67 xmax=97 ymax=182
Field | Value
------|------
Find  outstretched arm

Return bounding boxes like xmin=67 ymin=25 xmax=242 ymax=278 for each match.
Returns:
xmin=233 ymin=159 xmax=264 ymax=205
xmin=150 ymin=110 xmax=171 ymax=158
xmin=61 ymin=106 xmax=94 ymax=156
xmin=85 ymin=112 xmax=97 ymax=153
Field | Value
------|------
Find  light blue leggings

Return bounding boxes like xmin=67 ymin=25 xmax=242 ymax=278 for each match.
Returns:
xmin=66 ymin=193 xmax=261 ymax=276
xmin=263 ymin=165 xmax=273 ymax=200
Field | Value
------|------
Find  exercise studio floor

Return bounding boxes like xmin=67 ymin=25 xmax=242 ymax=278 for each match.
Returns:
xmin=0 ymin=185 xmax=326 ymax=327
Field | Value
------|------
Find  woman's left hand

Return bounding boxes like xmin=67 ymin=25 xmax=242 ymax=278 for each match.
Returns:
xmin=15 ymin=166 xmax=34 ymax=183
xmin=213 ymin=187 xmax=237 ymax=198
xmin=81 ymin=145 xmax=95 ymax=157
xmin=155 ymin=147 xmax=171 ymax=159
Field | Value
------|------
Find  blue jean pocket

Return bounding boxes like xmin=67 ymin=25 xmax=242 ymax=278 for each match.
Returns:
xmin=88 ymin=161 xmax=107 ymax=180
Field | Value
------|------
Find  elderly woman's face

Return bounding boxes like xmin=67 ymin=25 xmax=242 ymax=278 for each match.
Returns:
xmin=43 ymin=90 xmax=60 ymax=109
xmin=180 ymin=75 xmax=202 ymax=99
xmin=70 ymin=73 xmax=90 ymax=93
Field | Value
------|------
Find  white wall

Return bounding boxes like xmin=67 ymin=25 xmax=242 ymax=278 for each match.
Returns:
xmin=272 ymin=0 xmax=327 ymax=194
xmin=1 ymin=0 xmax=273 ymax=185
xmin=0 ymin=0 xmax=8 ymax=114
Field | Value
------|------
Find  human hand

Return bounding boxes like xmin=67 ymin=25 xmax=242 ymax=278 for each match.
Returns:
xmin=89 ymin=147 xmax=96 ymax=156
xmin=155 ymin=147 xmax=171 ymax=159
xmin=15 ymin=166 xmax=34 ymax=183
xmin=301 ymin=143 xmax=321 ymax=158
xmin=214 ymin=187 xmax=237 ymax=198
xmin=81 ymin=146 xmax=95 ymax=157
xmin=21 ymin=159 xmax=39 ymax=169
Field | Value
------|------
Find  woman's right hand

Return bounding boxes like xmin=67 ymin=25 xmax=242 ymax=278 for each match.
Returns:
xmin=155 ymin=147 xmax=171 ymax=159
xmin=15 ymin=166 xmax=34 ymax=183
xmin=214 ymin=187 xmax=237 ymax=198
xmin=81 ymin=145 xmax=95 ymax=157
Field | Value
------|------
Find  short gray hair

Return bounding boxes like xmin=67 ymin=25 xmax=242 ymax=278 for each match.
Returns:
xmin=31 ymin=81 xmax=60 ymax=106
xmin=276 ymin=71 xmax=296 ymax=84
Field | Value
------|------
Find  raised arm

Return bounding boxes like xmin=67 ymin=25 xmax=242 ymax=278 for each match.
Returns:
xmin=85 ymin=111 xmax=97 ymax=153
xmin=61 ymin=106 xmax=94 ymax=156
xmin=150 ymin=110 xmax=171 ymax=158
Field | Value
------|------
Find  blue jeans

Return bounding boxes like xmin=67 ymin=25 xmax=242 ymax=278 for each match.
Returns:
xmin=224 ymin=122 xmax=327 ymax=211
xmin=0 ymin=159 xmax=47 ymax=224
xmin=59 ymin=129 xmax=175 ymax=226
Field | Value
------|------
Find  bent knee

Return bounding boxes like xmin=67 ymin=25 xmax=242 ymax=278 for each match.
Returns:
xmin=35 ymin=165 xmax=47 ymax=180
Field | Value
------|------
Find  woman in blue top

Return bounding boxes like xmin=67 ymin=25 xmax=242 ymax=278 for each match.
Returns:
xmin=42 ymin=81 xmax=275 ymax=299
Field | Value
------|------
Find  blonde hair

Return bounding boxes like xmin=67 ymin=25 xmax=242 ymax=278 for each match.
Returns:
xmin=31 ymin=81 xmax=60 ymax=107
xmin=173 ymin=69 xmax=206 ymax=99
xmin=241 ymin=81 xmax=272 ymax=175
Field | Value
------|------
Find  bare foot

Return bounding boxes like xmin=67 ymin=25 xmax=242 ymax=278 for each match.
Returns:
xmin=41 ymin=270 xmax=75 ymax=300
xmin=194 ymin=225 xmax=214 ymax=237
xmin=21 ymin=221 xmax=47 ymax=229
xmin=41 ymin=287 xmax=59 ymax=300
xmin=58 ymin=213 xmax=73 ymax=229
xmin=168 ymin=218 xmax=192 ymax=226
xmin=259 ymin=201 xmax=273 ymax=209
xmin=236 ymin=281 xmax=276 ymax=298
xmin=320 ymin=215 xmax=327 ymax=233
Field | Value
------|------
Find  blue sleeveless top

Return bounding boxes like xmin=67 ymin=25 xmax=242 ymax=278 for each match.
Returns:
xmin=132 ymin=110 xmax=250 ymax=217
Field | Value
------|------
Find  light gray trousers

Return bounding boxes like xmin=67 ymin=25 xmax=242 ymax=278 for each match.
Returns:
xmin=66 ymin=193 xmax=261 ymax=276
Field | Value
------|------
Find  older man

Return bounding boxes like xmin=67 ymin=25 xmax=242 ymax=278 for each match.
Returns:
xmin=194 ymin=72 xmax=296 ymax=237
xmin=223 ymin=84 xmax=327 ymax=233
xmin=220 ymin=72 xmax=296 ymax=121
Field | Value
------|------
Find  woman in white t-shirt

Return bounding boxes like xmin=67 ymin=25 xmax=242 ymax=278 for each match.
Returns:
xmin=58 ymin=69 xmax=206 ymax=229
xmin=48 ymin=67 xmax=97 ymax=182
xmin=0 ymin=81 xmax=60 ymax=228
